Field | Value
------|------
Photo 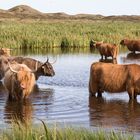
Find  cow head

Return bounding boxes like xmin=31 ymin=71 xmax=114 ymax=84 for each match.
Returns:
xmin=120 ymin=39 xmax=128 ymax=46
xmin=120 ymin=39 xmax=124 ymax=45
xmin=40 ymin=58 xmax=55 ymax=77
xmin=90 ymin=40 xmax=103 ymax=48
xmin=90 ymin=39 xmax=96 ymax=48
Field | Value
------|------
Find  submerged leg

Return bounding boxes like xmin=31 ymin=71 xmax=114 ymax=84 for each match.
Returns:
xmin=101 ymin=55 xmax=103 ymax=60
xmin=89 ymin=81 xmax=97 ymax=97
xmin=127 ymin=88 xmax=136 ymax=100
xmin=134 ymin=91 xmax=137 ymax=99
xmin=8 ymin=94 xmax=13 ymax=101
xmin=97 ymin=89 xmax=103 ymax=98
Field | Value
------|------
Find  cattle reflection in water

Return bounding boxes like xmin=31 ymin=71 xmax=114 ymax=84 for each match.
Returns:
xmin=89 ymin=97 xmax=140 ymax=132
xmin=121 ymin=52 xmax=140 ymax=63
xmin=4 ymin=99 xmax=33 ymax=125
xmin=4 ymin=84 xmax=54 ymax=125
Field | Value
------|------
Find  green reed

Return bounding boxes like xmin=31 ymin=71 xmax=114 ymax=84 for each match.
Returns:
xmin=0 ymin=121 xmax=134 ymax=140
xmin=0 ymin=20 xmax=140 ymax=49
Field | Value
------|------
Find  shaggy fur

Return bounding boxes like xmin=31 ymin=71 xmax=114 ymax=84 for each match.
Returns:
xmin=9 ymin=56 xmax=55 ymax=80
xmin=120 ymin=39 xmax=140 ymax=53
xmin=93 ymin=42 xmax=118 ymax=60
xmin=4 ymin=63 xmax=35 ymax=100
xmin=89 ymin=62 xmax=140 ymax=99
xmin=0 ymin=56 xmax=35 ymax=100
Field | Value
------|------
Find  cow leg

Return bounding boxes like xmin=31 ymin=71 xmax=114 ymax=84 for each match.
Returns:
xmin=97 ymin=92 xmax=102 ymax=97
xmin=89 ymin=81 xmax=97 ymax=97
xmin=101 ymin=55 xmax=103 ymax=60
xmin=134 ymin=91 xmax=137 ymax=99
xmin=8 ymin=94 xmax=13 ymax=100
xmin=127 ymin=88 xmax=136 ymax=100
xmin=89 ymin=88 xmax=96 ymax=97
xmin=97 ymin=89 xmax=102 ymax=97
xmin=105 ymin=56 xmax=107 ymax=60
xmin=8 ymin=93 xmax=16 ymax=101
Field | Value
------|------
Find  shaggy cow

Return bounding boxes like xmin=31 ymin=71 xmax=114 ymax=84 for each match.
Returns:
xmin=92 ymin=41 xmax=118 ymax=60
xmin=0 ymin=56 xmax=35 ymax=100
xmin=89 ymin=62 xmax=140 ymax=99
xmin=9 ymin=56 xmax=55 ymax=80
xmin=120 ymin=39 xmax=140 ymax=53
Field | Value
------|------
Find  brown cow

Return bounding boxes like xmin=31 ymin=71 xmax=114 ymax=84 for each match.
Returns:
xmin=120 ymin=39 xmax=140 ymax=53
xmin=92 ymin=41 xmax=118 ymax=60
xmin=0 ymin=56 xmax=35 ymax=100
xmin=89 ymin=62 xmax=140 ymax=99
xmin=9 ymin=56 xmax=55 ymax=80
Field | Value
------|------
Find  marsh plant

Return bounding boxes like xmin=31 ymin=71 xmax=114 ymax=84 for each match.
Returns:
xmin=0 ymin=20 xmax=140 ymax=49
xmin=0 ymin=120 xmax=134 ymax=140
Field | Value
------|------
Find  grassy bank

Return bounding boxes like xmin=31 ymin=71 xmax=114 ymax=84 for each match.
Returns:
xmin=0 ymin=20 xmax=140 ymax=49
xmin=0 ymin=121 xmax=134 ymax=140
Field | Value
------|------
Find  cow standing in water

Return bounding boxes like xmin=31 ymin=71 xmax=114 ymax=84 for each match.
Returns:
xmin=92 ymin=41 xmax=119 ymax=60
xmin=0 ymin=56 xmax=35 ymax=100
xmin=89 ymin=62 xmax=140 ymax=100
xmin=120 ymin=39 xmax=140 ymax=53
xmin=8 ymin=56 xmax=55 ymax=80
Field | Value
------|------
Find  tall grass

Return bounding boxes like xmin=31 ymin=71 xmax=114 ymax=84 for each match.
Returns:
xmin=0 ymin=20 xmax=140 ymax=49
xmin=1 ymin=121 xmax=134 ymax=140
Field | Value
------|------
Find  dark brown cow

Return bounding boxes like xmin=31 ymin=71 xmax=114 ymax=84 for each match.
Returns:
xmin=0 ymin=56 xmax=35 ymax=100
xmin=89 ymin=62 xmax=140 ymax=99
xmin=92 ymin=41 xmax=118 ymax=60
xmin=9 ymin=56 xmax=55 ymax=80
xmin=120 ymin=39 xmax=140 ymax=53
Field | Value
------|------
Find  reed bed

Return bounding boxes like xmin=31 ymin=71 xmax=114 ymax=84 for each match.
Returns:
xmin=0 ymin=121 xmax=134 ymax=140
xmin=0 ymin=20 xmax=140 ymax=49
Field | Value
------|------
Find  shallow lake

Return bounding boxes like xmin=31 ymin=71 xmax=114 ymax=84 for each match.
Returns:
xmin=1 ymin=47 xmax=140 ymax=135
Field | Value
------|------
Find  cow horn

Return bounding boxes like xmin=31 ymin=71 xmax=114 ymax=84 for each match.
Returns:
xmin=8 ymin=62 xmax=18 ymax=73
xmin=47 ymin=57 xmax=49 ymax=62
xmin=93 ymin=40 xmax=97 ymax=43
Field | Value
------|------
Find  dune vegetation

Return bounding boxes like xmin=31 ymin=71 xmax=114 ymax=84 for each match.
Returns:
xmin=0 ymin=20 xmax=140 ymax=49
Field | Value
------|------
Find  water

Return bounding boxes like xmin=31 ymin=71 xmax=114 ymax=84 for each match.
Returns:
xmin=1 ymin=48 xmax=140 ymax=135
